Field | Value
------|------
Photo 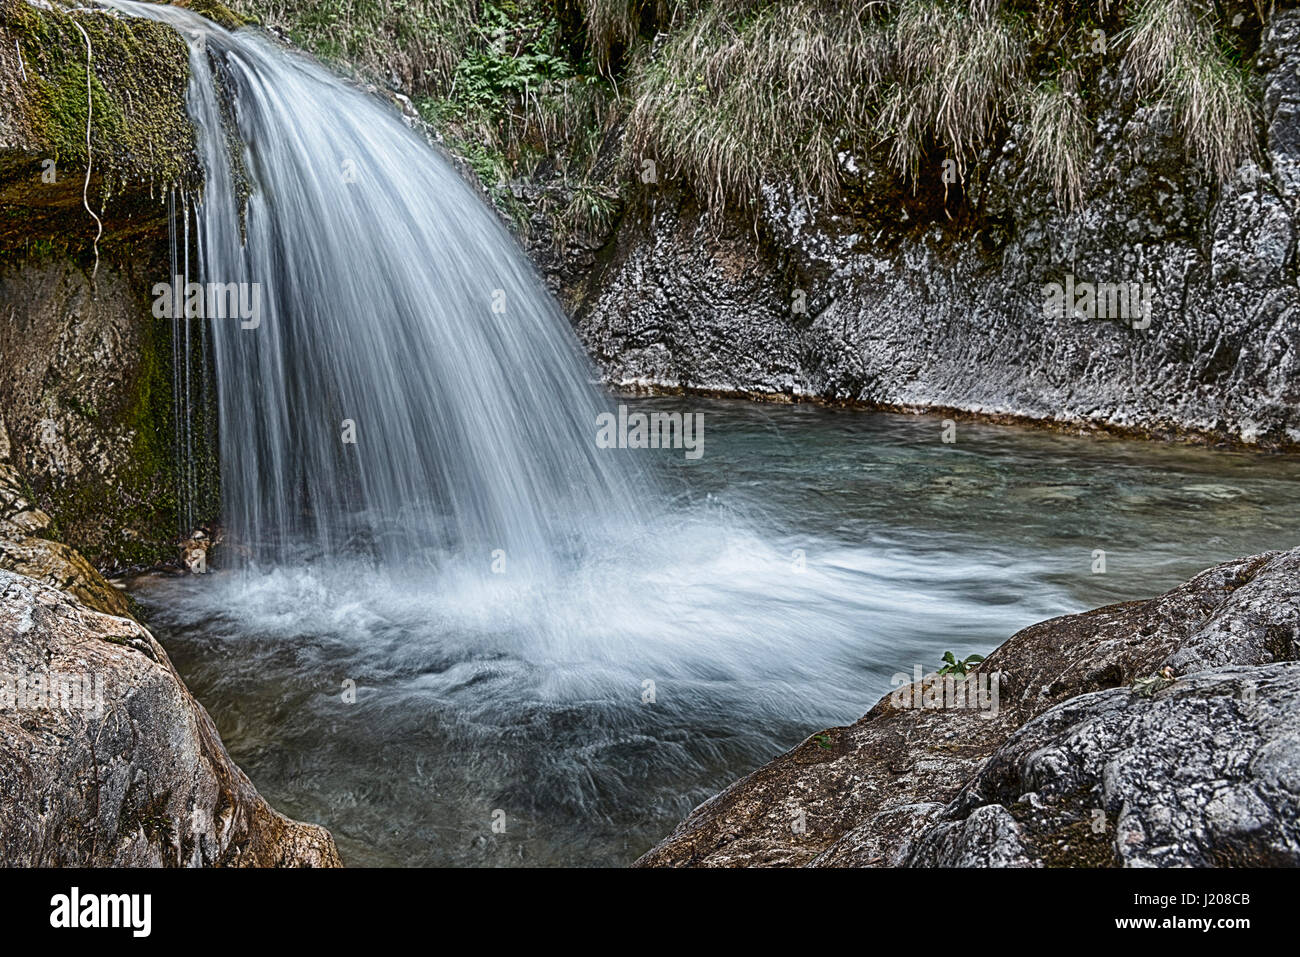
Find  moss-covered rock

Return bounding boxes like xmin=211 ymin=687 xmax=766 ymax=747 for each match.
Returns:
xmin=1 ymin=1 xmax=216 ymax=573
xmin=172 ymin=0 xmax=252 ymax=32
xmin=1 ymin=0 xmax=198 ymax=202
xmin=0 ymin=251 xmax=219 ymax=574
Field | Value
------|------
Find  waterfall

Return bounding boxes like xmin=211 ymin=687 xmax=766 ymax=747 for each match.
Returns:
xmin=110 ymin=1 xmax=640 ymax=573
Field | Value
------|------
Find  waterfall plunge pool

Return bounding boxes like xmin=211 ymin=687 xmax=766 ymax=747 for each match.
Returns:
xmin=129 ymin=398 xmax=1300 ymax=867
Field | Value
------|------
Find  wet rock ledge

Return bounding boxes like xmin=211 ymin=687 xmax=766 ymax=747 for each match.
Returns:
xmin=1 ymin=0 xmax=217 ymax=574
xmin=0 ymin=442 xmax=340 ymax=867
xmin=637 ymin=548 xmax=1300 ymax=867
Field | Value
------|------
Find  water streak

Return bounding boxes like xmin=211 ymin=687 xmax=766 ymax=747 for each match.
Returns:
xmin=113 ymin=1 xmax=639 ymax=572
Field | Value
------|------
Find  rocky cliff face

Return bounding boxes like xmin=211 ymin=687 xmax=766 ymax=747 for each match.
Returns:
xmin=565 ymin=10 xmax=1300 ymax=449
xmin=637 ymin=548 xmax=1300 ymax=867
xmin=1 ymin=1 xmax=335 ymax=867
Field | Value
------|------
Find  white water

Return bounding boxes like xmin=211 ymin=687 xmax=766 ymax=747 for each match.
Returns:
xmin=113 ymin=1 xmax=641 ymax=574
xmin=104 ymin=4 xmax=1300 ymax=865
xmin=108 ymin=3 xmax=914 ymax=706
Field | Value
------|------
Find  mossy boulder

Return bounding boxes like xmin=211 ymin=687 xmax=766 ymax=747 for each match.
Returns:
xmin=1 ymin=0 xmax=198 ymax=211
xmin=172 ymin=0 xmax=253 ymax=32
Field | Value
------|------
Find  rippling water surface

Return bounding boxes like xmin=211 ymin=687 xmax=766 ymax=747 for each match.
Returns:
xmin=130 ymin=399 xmax=1300 ymax=866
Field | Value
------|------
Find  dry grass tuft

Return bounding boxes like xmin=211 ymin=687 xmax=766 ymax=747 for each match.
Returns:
xmin=625 ymin=1 xmax=890 ymax=213
xmin=1123 ymin=0 xmax=1256 ymax=180
xmin=229 ymin=0 xmax=1262 ymax=216
xmin=881 ymin=0 xmax=1026 ymax=184
xmin=1019 ymin=73 xmax=1093 ymax=211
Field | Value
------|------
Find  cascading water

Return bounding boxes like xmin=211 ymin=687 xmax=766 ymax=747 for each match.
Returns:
xmin=113 ymin=0 xmax=640 ymax=572
xmin=104 ymin=2 xmax=1300 ymax=867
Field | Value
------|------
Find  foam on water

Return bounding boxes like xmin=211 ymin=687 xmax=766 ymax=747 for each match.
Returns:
xmin=130 ymin=397 xmax=1300 ymax=864
xmin=104 ymin=5 xmax=1300 ymax=865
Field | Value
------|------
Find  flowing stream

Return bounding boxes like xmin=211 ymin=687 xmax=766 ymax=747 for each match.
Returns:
xmin=132 ymin=399 xmax=1300 ymax=866
xmin=109 ymin=4 xmax=1300 ymax=866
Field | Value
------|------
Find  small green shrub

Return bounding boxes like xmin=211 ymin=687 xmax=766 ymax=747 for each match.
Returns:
xmin=937 ymin=651 xmax=985 ymax=677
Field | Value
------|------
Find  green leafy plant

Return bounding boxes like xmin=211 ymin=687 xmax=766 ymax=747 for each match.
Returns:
xmin=451 ymin=3 xmax=574 ymax=109
xmin=937 ymin=651 xmax=985 ymax=677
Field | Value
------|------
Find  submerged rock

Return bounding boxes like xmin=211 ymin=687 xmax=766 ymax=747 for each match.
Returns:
xmin=636 ymin=548 xmax=1300 ymax=867
xmin=0 ymin=567 xmax=341 ymax=866
xmin=179 ymin=527 xmax=219 ymax=574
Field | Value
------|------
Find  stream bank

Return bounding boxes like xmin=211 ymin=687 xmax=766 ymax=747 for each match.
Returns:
xmin=557 ymin=8 xmax=1300 ymax=450
xmin=0 ymin=438 xmax=340 ymax=866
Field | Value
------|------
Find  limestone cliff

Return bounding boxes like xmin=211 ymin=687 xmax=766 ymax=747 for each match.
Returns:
xmin=564 ymin=10 xmax=1300 ymax=449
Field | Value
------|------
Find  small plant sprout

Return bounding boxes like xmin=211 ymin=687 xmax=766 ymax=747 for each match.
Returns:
xmin=937 ymin=651 xmax=985 ymax=677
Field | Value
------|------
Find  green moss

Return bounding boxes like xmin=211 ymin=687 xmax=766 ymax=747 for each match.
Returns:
xmin=86 ymin=256 xmax=221 ymax=572
xmin=177 ymin=0 xmax=254 ymax=30
xmin=13 ymin=241 xmax=221 ymax=573
xmin=8 ymin=0 xmax=199 ymax=199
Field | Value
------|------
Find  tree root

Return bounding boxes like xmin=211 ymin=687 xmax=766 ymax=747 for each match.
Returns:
xmin=71 ymin=18 xmax=103 ymax=283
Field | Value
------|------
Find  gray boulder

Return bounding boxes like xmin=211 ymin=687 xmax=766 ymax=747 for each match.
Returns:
xmin=912 ymin=663 xmax=1300 ymax=866
xmin=0 ymin=567 xmax=340 ymax=866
